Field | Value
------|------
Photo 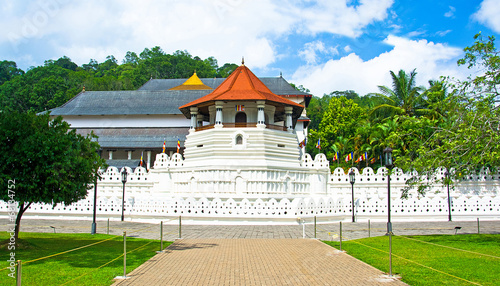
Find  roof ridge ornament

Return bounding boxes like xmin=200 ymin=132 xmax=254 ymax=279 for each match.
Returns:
xmin=241 ymin=57 xmax=245 ymax=66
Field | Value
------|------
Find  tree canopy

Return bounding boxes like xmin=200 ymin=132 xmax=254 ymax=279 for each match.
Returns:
xmin=306 ymin=33 xmax=500 ymax=183
xmin=0 ymin=112 xmax=105 ymax=240
xmin=0 ymin=48 xmax=238 ymax=113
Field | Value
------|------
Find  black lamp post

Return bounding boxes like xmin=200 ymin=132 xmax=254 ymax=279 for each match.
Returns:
xmin=91 ymin=176 xmax=98 ymax=234
xmin=349 ymin=169 xmax=356 ymax=223
xmin=121 ymin=168 xmax=128 ymax=222
xmin=383 ymin=147 xmax=393 ymax=235
xmin=91 ymin=148 xmax=101 ymax=235
xmin=444 ymin=169 xmax=452 ymax=222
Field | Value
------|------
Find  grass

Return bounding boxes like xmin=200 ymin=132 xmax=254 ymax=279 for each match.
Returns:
xmin=0 ymin=232 xmax=171 ymax=286
xmin=324 ymin=234 xmax=500 ymax=286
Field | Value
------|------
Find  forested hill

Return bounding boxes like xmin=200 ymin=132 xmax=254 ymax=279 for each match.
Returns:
xmin=0 ymin=47 xmax=238 ymax=114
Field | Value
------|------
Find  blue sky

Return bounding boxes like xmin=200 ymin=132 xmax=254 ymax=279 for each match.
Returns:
xmin=1 ymin=0 xmax=499 ymax=96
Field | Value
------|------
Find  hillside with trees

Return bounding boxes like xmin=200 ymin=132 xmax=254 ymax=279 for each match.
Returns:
xmin=0 ymin=47 xmax=238 ymax=114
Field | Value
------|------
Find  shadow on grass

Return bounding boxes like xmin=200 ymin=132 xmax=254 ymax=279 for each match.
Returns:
xmin=0 ymin=238 xmax=36 ymax=250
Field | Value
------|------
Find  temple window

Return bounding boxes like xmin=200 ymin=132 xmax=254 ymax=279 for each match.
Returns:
xmin=236 ymin=134 xmax=243 ymax=145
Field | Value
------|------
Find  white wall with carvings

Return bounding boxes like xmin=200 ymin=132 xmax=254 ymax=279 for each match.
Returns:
xmin=1 ymin=154 xmax=499 ymax=223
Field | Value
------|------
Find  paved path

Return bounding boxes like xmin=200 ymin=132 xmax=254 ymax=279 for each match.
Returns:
xmin=5 ymin=218 xmax=499 ymax=240
xmin=3 ymin=218 xmax=498 ymax=285
xmin=112 ymin=239 xmax=406 ymax=286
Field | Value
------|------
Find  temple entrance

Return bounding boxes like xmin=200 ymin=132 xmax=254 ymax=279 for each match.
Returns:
xmin=235 ymin=112 xmax=247 ymax=123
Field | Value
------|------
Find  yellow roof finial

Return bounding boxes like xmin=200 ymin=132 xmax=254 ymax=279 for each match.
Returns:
xmin=242 ymin=57 xmax=245 ymax=66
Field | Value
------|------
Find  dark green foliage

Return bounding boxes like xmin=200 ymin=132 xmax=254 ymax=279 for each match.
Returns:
xmin=306 ymin=33 xmax=500 ymax=187
xmin=0 ymin=60 xmax=24 ymax=85
xmin=0 ymin=50 xmax=237 ymax=113
xmin=0 ymin=112 xmax=105 ymax=239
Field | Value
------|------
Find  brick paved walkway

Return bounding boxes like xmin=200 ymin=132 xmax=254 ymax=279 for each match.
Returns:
xmin=112 ymin=239 xmax=406 ymax=286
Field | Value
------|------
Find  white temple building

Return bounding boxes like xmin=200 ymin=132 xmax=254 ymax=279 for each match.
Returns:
xmin=2 ymin=62 xmax=499 ymax=223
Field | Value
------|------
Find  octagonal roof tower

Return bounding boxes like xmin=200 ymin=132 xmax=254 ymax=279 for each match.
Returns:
xmin=178 ymin=62 xmax=304 ymax=169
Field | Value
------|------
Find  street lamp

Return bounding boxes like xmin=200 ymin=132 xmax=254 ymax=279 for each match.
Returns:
xmin=383 ymin=147 xmax=393 ymax=235
xmin=444 ymin=169 xmax=452 ymax=222
xmin=349 ymin=169 xmax=356 ymax=222
xmin=91 ymin=148 xmax=101 ymax=235
xmin=91 ymin=176 xmax=98 ymax=234
xmin=121 ymin=168 xmax=128 ymax=222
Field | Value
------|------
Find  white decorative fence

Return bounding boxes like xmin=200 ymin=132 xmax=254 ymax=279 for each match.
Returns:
xmin=1 ymin=153 xmax=499 ymax=222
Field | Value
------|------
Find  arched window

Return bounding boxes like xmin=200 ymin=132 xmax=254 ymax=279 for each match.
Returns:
xmin=235 ymin=112 xmax=247 ymax=123
xmin=236 ymin=134 xmax=243 ymax=145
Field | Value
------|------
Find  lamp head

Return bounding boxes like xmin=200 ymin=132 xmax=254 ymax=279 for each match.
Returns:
xmin=383 ymin=147 xmax=393 ymax=168
xmin=121 ymin=168 xmax=128 ymax=183
xmin=349 ymin=169 xmax=355 ymax=184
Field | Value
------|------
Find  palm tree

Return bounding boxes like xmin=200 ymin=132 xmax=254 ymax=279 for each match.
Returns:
xmin=419 ymin=80 xmax=450 ymax=121
xmin=370 ymin=69 xmax=425 ymax=119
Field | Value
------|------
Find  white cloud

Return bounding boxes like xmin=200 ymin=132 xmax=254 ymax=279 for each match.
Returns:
xmin=0 ymin=0 xmax=395 ymax=70
xmin=296 ymin=0 xmax=394 ymax=37
xmin=473 ymin=0 xmax=500 ymax=33
xmin=299 ymin=41 xmax=338 ymax=64
xmin=444 ymin=6 xmax=455 ymax=18
xmin=407 ymin=30 xmax=426 ymax=38
xmin=292 ymin=35 xmax=466 ymax=96
xmin=435 ymin=30 xmax=452 ymax=37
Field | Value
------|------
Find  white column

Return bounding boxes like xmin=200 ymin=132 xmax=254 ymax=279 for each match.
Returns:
xmin=127 ymin=150 xmax=133 ymax=160
xmin=215 ymin=101 xmax=224 ymax=126
xmin=146 ymin=151 xmax=151 ymax=170
xmin=190 ymin=107 xmax=198 ymax=130
xmin=257 ymin=100 xmax=265 ymax=127
xmin=108 ymin=150 xmax=113 ymax=160
xmin=197 ymin=114 xmax=204 ymax=128
xmin=285 ymin=106 xmax=293 ymax=131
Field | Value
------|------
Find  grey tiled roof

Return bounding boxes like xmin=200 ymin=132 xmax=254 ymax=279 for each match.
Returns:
xmin=50 ymin=77 xmax=311 ymax=116
xmin=77 ymin=128 xmax=187 ymax=149
xmin=49 ymin=90 xmax=210 ymax=116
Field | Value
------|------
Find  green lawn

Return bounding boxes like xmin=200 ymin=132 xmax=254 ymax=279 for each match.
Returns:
xmin=324 ymin=234 xmax=500 ymax=286
xmin=0 ymin=232 xmax=171 ymax=286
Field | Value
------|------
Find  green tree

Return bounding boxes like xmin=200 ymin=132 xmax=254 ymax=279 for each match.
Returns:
xmin=402 ymin=33 xmax=500 ymax=193
xmin=0 ymin=64 xmax=74 ymax=113
xmin=0 ymin=60 xmax=24 ymax=85
xmin=370 ymin=69 xmax=425 ymax=119
xmin=217 ymin=63 xmax=239 ymax=78
xmin=305 ymin=94 xmax=331 ymax=131
xmin=458 ymin=32 xmax=500 ymax=100
xmin=0 ymin=112 xmax=105 ymax=240
xmin=310 ymin=96 xmax=365 ymax=164
xmin=123 ymin=51 xmax=140 ymax=66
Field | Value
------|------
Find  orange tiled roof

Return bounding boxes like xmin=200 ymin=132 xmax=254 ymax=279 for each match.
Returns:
xmin=179 ymin=65 xmax=303 ymax=109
